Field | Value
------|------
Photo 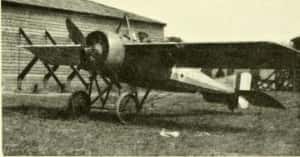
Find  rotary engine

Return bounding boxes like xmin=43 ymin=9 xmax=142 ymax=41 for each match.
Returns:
xmin=81 ymin=31 xmax=125 ymax=72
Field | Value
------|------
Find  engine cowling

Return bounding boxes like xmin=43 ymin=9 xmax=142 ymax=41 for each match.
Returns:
xmin=84 ymin=31 xmax=125 ymax=71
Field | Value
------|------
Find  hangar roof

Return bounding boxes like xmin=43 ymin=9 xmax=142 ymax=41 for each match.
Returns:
xmin=2 ymin=0 xmax=166 ymax=26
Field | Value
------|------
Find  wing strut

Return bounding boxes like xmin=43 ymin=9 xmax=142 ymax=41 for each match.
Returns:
xmin=17 ymin=28 xmax=36 ymax=90
xmin=17 ymin=28 xmax=65 ymax=92
xmin=17 ymin=28 xmax=88 ymax=92
xmin=43 ymin=30 xmax=89 ymax=90
xmin=65 ymin=18 xmax=89 ymax=88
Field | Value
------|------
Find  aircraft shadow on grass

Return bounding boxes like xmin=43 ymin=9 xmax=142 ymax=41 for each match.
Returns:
xmin=4 ymin=105 xmax=248 ymax=133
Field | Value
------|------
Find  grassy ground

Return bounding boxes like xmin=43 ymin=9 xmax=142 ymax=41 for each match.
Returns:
xmin=2 ymin=91 xmax=300 ymax=155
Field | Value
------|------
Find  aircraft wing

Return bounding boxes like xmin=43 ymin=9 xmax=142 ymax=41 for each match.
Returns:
xmin=20 ymin=45 xmax=82 ymax=66
xmin=125 ymin=41 xmax=300 ymax=68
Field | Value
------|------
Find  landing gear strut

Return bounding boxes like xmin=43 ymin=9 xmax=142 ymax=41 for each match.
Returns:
xmin=67 ymin=74 xmax=152 ymax=124
xmin=115 ymin=88 xmax=151 ymax=124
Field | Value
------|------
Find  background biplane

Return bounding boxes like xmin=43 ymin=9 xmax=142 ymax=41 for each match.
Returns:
xmin=19 ymin=17 xmax=300 ymax=124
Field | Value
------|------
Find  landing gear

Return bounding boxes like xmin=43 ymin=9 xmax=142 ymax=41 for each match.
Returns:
xmin=116 ymin=92 xmax=139 ymax=124
xmin=227 ymin=94 xmax=239 ymax=112
xmin=115 ymin=88 xmax=151 ymax=124
xmin=67 ymin=90 xmax=91 ymax=116
xmin=67 ymin=73 xmax=152 ymax=124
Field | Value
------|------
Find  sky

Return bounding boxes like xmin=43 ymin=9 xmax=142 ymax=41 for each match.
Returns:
xmin=92 ymin=0 xmax=300 ymax=42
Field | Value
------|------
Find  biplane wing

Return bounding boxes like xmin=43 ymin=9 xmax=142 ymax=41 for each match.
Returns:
xmin=125 ymin=41 xmax=300 ymax=69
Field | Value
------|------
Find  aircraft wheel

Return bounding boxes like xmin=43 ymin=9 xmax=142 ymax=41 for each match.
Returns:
xmin=227 ymin=95 xmax=238 ymax=112
xmin=116 ymin=92 xmax=139 ymax=124
xmin=67 ymin=91 xmax=91 ymax=116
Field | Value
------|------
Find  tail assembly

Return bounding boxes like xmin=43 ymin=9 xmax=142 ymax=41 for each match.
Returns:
xmin=232 ymin=72 xmax=286 ymax=111
xmin=235 ymin=72 xmax=252 ymax=109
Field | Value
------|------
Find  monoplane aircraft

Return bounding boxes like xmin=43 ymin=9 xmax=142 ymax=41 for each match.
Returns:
xmin=20 ymin=17 xmax=300 ymax=124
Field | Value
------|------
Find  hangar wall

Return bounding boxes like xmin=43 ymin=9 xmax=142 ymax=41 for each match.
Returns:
xmin=2 ymin=3 xmax=165 ymax=92
xmin=2 ymin=2 xmax=298 ymax=92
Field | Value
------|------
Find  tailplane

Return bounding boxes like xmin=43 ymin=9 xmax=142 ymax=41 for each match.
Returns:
xmin=239 ymin=90 xmax=286 ymax=109
xmin=234 ymin=72 xmax=286 ymax=110
xmin=202 ymin=71 xmax=286 ymax=111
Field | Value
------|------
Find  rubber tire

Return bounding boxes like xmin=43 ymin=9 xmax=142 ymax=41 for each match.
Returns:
xmin=68 ymin=91 xmax=91 ymax=117
xmin=116 ymin=92 xmax=139 ymax=124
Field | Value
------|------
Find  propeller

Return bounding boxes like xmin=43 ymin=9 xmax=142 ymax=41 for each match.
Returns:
xmin=65 ymin=18 xmax=123 ymax=89
xmin=66 ymin=18 xmax=86 ymax=46
xmin=65 ymin=18 xmax=101 ymax=71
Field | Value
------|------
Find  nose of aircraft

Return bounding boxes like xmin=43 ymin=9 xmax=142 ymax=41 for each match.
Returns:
xmin=93 ymin=43 xmax=103 ymax=56
xmin=83 ymin=42 xmax=105 ymax=69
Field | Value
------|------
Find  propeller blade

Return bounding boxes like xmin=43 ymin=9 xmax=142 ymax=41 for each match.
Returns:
xmin=66 ymin=18 xmax=86 ymax=46
xmin=239 ymin=91 xmax=286 ymax=110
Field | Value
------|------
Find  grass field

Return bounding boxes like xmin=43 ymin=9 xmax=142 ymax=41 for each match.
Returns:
xmin=2 ymin=91 xmax=300 ymax=155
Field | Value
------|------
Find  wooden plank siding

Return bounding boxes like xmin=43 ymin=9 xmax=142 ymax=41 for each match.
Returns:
xmin=2 ymin=3 xmax=165 ymax=92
